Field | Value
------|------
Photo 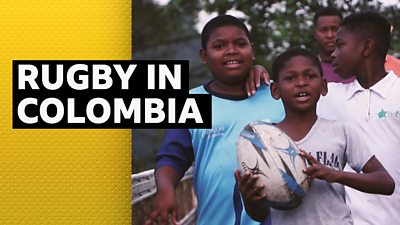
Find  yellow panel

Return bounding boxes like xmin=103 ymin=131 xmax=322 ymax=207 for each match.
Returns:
xmin=0 ymin=1 xmax=131 ymax=224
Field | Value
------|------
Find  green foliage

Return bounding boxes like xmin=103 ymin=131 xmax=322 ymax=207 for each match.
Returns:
xmin=197 ymin=0 xmax=400 ymax=67
xmin=134 ymin=0 xmax=400 ymax=68
xmin=384 ymin=5 xmax=400 ymax=57
xmin=133 ymin=0 xmax=199 ymax=57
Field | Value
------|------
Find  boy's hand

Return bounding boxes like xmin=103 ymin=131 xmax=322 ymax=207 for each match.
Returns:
xmin=144 ymin=189 xmax=178 ymax=225
xmin=234 ymin=169 xmax=267 ymax=203
xmin=300 ymin=150 xmax=338 ymax=183
xmin=246 ymin=65 xmax=271 ymax=96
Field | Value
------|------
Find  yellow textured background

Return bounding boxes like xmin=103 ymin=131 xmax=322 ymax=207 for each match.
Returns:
xmin=0 ymin=1 xmax=131 ymax=224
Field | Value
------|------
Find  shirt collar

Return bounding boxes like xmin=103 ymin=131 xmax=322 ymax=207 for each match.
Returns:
xmin=370 ymin=71 xmax=397 ymax=98
xmin=346 ymin=80 xmax=364 ymax=99
xmin=346 ymin=71 xmax=397 ymax=99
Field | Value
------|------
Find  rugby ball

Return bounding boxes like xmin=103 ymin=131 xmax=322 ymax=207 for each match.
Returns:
xmin=236 ymin=121 xmax=309 ymax=210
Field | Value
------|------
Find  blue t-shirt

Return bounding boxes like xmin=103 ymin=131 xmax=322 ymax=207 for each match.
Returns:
xmin=156 ymin=83 xmax=284 ymax=225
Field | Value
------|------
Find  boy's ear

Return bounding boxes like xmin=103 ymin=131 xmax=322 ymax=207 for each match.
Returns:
xmin=270 ymin=82 xmax=281 ymax=100
xmin=199 ymin=48 xmax=207 ymax=64
xmin=320 ymin=78 xmax=328 ymax=96
xmin=362 ymin=39 xmax=374 ymax=57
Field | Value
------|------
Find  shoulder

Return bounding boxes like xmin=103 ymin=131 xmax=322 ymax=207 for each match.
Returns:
xmin=320 ymin=82 xmax=345 ymax=103
xmin=317 ymin=117 xmax=342 ymax=127
xmin=315 ymin=118 xmax=362 ymax=147
xmin=389 ymin=71 xmax=400 ymax=85
xmin=326 ymin=82 xmax=348 ymax=94
xmin=189 ymin=85 xmax=207 ymax=94
xmin=249 ymin=84 xmax=271 ymax=98
xmin=385 ymin=72 xmax=400 ymax=91
xmin=257 ymin=83 xmax=273 ymax=93
xmin=252 ymin=84 xmax=284 ymax=107
xmin=316 ymin=117 xmax=349 ymax=133
xmin=324 ymin=119 xmax=360 ymax=142
xmin=319 ymin=81 xmax=356 ymax=104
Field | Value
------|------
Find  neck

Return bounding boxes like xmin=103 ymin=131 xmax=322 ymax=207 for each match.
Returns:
xmin=208 ymin=80 xmax=247 ymax=97
xmin=356 ymin=63 xmax=386 ymax=89
xmin=276 ymin=110 xmax=317 ymax=141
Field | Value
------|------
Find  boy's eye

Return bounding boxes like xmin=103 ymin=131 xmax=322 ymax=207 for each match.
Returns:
xmin=319 ymin=27 xmax=328 ymax=32
xmin=284 ymin=74 xmax=295 ymax=80
xmin=213 ymin=43 xmax=224 ymax=49
xmin=306 ymin=72 xmax=317 ymax=78
xmin=212 ymin=41 xmax=225 ymax=49
xmin=236 ymin=41 xmax=248 ymax=47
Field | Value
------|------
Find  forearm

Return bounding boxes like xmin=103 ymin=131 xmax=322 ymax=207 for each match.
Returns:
xmin=146 ymin=166 xmax=180 ymax=224
xmin=302 ymin=153 xmax=395 ymax=195
xmin=155 ymin=166 xmax=182 ymax=191
xmin=333 ymin=170 xmax=394 ymax=195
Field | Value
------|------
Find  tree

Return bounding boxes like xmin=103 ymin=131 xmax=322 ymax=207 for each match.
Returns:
xmin=133 ymin=0 xmax=199 ymax=58
xmin=196 ymin=0 xmax=400 ymax=67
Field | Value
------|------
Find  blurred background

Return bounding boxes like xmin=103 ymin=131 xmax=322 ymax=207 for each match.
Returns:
xmin=132 ymin=0 xmax=400 ymax=173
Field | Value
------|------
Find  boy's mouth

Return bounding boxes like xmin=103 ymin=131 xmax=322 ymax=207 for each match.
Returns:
xmin=224 ymin=60 xmax=242 ymax=69
xmin=225 ymin=60 xmax=240 ymax=65
xmin=295 ymin=92 xmax=311 ymax=101
xmin=325 ymin=41 xmax=336 ymax=48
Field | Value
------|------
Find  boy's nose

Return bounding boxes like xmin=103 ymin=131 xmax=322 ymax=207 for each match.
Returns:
xmin=327 ymin=30 xmax=335 ymax=38
xmin=226 ymin=44 xmax=238 ymax=54
xmin=331 ymin=49 xmax=337 ymax=59
xmin=296 ymin=77 xmax=307 ymax=86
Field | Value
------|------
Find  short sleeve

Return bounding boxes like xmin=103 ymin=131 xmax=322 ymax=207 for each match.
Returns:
xmin=155 ymin=129 xmax=194 ymax=178
xmin=344 ymin=124 xmax=374 ymax=172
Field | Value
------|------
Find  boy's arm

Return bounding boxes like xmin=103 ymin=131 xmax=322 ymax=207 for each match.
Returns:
xmin=301 ymin=152 xmax=395 ymax=195
xmin=334 ymin=156 xmax=394 ymax=195
xmin=234 ymin=169 xmax=270 ymax=222
xmin=155 ymin=128 xmax=195 ymax=177
xmin=144 ymin=129 xmax=195 ymax=225
xmin=144 ymin=166 xmax=180 ymax=225
xmin=246 ymin=65 xmax=271 ymax=96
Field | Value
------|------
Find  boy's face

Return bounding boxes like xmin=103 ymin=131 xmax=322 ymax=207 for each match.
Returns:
xmin=271 ymin=56 xmax=327 ymax=113
xmin=331 ymin=27 xmax=363 ymax=78
xmin=200 ymin=25 xmax=254 ymax=86
xmin=313 ymin=15 xmax=341 ymax=55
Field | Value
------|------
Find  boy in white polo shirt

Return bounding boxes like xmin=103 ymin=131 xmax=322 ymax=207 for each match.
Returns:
xmin=317 ymin=11 xmax=400 ymax=225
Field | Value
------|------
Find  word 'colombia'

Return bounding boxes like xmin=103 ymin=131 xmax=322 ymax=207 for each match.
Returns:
xmin=13 ymin=60 xmax=211 ymax=128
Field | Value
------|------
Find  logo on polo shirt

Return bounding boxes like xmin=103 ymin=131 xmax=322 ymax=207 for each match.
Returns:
xmin=202 ymin=126 xmax=226 ymax=138
xmin=377 ymin=109 xmax=400 ymax=119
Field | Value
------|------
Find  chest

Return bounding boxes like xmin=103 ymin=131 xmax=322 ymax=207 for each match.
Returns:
xmin=296 ymin=126 xmax=347 ymax=171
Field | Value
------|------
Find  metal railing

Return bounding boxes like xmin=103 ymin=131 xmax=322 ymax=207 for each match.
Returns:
xmin=132 ymin=167 xmax=196 ymax=225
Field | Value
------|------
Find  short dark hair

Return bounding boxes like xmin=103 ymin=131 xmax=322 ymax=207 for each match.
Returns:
xmin=201 ymin=15 xmax=251 ymax=50
xmin=313 ymin=7 xmax=342 ymax=25
xmin=272 ymin=48 xmax=323 ymax=82
xmin=341 ymin=11 xmax=391 ymax=59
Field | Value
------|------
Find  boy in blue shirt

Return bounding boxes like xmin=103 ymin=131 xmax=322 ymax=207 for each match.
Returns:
xmin=145 ymin=15 xmax=284 ymax=225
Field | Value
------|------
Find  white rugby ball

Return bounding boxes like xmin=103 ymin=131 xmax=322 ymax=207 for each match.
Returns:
xmin=236 ymin=121 xmax=309 ymax=210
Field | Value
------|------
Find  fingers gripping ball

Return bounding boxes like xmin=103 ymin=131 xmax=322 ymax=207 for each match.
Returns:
xmin=236 ymin=121 xmax=310 ymax=210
